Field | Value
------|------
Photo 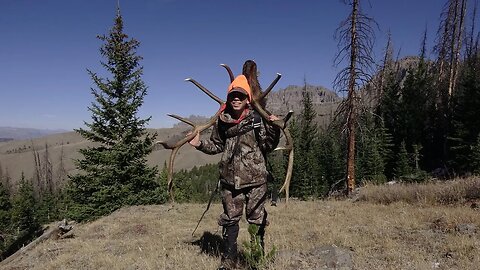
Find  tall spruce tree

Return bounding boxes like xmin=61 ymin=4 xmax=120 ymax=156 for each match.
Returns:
xmin=289 ymin=83 xmax=318 ymax=199
xmin=316 ymin=130 xmax=345 ymax=195
xmin=356 ymin=113 xmax=391 ymax=184
xmin=0 ymin=182 xmax=11 ymax=233
xmin=11 ymin=173 xmax=39 ymax=233
xmin=394 ymin=141 xmax=413 ymax=179
xmin=68 ymin=9 xmax=160 ymax=221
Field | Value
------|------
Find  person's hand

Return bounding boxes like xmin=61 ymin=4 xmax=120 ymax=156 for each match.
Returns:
xmin=268 ymin=114 xmax=280 ymax=121
xmin=187 ymin=131 xmax=201 ymax=147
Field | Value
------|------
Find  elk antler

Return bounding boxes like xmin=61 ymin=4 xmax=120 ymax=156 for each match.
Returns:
xmin=156 ymin=78 xmax=224 ymax=202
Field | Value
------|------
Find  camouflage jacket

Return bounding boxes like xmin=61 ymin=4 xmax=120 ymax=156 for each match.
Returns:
xmin=197 ymin=107 xmax=280 ymax=189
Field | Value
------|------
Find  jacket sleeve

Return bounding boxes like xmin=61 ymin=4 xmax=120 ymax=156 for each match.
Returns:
xmin=258 ymin=119 xmax=281 ymax=153
xmin=196 ymin=122 xmax=225 ymax=155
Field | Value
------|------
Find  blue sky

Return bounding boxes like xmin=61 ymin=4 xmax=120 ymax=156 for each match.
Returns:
xmin=0 ymin=0 xmax=477 ymax=130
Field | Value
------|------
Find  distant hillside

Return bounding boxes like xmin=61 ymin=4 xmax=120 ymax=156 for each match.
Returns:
xmin=0 ymin=127 xmax=67 ymax=141
xmin=0 ymin=127 xmax=221 ymax=190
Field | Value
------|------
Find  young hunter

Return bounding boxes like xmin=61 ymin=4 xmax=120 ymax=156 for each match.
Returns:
xmin=189 ymin=74 xmax=280 ymax=269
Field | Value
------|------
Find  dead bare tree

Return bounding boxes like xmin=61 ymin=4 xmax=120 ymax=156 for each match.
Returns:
xmin=434 ymin=0 xmax=469 ymax=162
xmin=31 ymin=140 xmax=43 ymax=198
xmin=465 ymin=0 xmax=479 ymax=59
xmin=157 ymin=64 xmax=294 ymax=202
xmin=30 ymin=141 xmax=54 ymax=199
xmin=436 ymin=0 xmax=468 ymax=98
xmin=333 ymin=0 xmax=376 ymax=195
xmin=55 ymin=144 xmax=67 ymax=191
xmin=44 ymin=143 xmax=53 ymax=194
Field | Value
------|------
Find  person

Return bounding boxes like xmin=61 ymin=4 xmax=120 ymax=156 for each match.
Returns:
xmin=189 ymin=74 xmax=280 ymax=270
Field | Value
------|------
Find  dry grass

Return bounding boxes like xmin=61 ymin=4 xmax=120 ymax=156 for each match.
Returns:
xmin=357 ymin=177 xmax=480 ymax=206
xmin=2 ymin=198 xmax=479 ymax=270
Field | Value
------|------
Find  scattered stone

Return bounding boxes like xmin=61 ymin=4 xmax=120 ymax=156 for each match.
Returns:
xmin=444 ymin=251 xmax=454 ymax=259
xmin=455 ymin=223 xmax=477 ymax=235
xmin=470 ymin=202 xmax=478 ymax=209
xmin=276 ymin=245 xmax=354 ymax=270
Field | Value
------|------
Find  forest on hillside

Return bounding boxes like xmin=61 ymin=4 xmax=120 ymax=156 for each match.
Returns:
xmin=1 ymin=0 xmax=479 ymax=262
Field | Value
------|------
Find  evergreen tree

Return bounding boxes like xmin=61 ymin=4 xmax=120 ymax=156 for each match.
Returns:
xmin=11 ymin=173 xmax=39 ymax=233
xmin=289 ymin=83 xmax=318 ymax=199
xmin=356 ymin=113 xmax=391 ymax=184
xmin=449 ymin=44 xmax=480 ymax=173
xmin=68 ymin=10 xmax=161 ymax=221
xmin=316 ymin=130 xmax=345 ymax=195
xmin=471 ymin=133 xmax=480 ymax=175
xmin=0 ymin=182 xmax=11 ymax=233
xmin=394 ymin=141 xmax=413 ymax=179
xmin=298 ymin=84 xmax=318 ymax=198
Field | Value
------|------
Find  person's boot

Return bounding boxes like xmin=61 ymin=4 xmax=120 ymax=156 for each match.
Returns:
xmin=218 ymin=224 xmax=239 ymax=270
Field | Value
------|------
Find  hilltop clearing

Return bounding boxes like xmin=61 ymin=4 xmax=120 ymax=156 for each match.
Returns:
xmin=1 ymin=199 xmax=479 ymax=270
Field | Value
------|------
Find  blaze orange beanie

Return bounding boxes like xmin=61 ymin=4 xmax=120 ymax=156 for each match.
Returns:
xmin=227 ymin=75 xmax=252 ymax=102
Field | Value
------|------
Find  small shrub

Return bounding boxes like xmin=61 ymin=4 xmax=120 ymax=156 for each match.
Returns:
xmin=242 ymin=224 xmax=276 ymax=270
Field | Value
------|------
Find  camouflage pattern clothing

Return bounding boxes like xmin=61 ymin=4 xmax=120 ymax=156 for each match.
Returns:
xmin=196 ymin=105 xmax=280 ymax=226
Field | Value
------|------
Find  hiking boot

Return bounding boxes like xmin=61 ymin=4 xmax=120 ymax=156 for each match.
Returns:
xmin=221 ymin=224 xmax=239 ymax=267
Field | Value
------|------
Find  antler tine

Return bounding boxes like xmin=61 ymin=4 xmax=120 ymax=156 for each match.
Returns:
xmin=260 ymin=73 xmax=282 ymax=100
xmin=167 ymin=114 xmax=195 ymax=127
xmin=283 ymin=110 xmax=294 ymax=123
xmin=155 ymin=114 xmax=196 ymax=149
xmin=185 ymin=78 xmax=224 ymax=105
xmin=220 ymin=64 xmax=235 ymax=83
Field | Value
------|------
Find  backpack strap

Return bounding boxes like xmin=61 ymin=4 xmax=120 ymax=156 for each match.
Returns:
xmin=252 ymin=110 xmax=275 ymax=183
xmin=252 ymin=110 xmax=267 ymax=159
xmin=252 ymin=110 xmax=262 ymax=143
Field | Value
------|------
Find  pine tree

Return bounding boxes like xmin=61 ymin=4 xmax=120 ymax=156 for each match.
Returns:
xmin=297 ymin=83 xmax=318 ymax=198
xmin=394 ymin=141 xmax=413 ymax=179
xmin=288 ymin=82 xmax=318 ymax=199
xmin=471 ymin=134 xmax=480 ymax=175
xmin=68 ymin=10 xmax=161 ymax=221
xmin=449 ymin=34 xmax=480 ymax=174
xmin=0 ymin=182 xmax=11 ymax=233
xmin=316 ymin=130 xmax=345 ymax=195
xmin=356 ymin=113 xmax=391 ymax=184
xmin=11 ymin=173 xmax=39 ymax=233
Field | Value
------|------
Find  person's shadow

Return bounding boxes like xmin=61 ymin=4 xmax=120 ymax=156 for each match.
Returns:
xmin=190 ymin=231 xmax=248 ymax=268
xmin=190 ymin=231 xmax=223 ymax=257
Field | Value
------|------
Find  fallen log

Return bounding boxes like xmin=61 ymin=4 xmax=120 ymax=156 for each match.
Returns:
xmin=0 ymin=219 xmax=74 ymax=267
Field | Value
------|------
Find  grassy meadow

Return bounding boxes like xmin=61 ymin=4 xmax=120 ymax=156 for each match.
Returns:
xmin=1 ymin=178 xmax=479 ymax=270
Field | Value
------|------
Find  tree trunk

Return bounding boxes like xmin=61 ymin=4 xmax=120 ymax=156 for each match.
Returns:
xmin=346 ymin=0 xmax=359 ymax=195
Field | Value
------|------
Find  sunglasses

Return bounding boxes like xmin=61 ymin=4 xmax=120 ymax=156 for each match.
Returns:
xmin=227 ymin=92 xmax=248 ymax=101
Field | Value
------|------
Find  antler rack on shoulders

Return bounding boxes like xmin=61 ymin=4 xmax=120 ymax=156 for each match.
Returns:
xmin=156 ymin=64 xmax=294 ymax=203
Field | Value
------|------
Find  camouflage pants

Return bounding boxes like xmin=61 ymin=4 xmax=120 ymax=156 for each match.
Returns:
xmin=218 ymin=183 xmax=268 ymax=227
